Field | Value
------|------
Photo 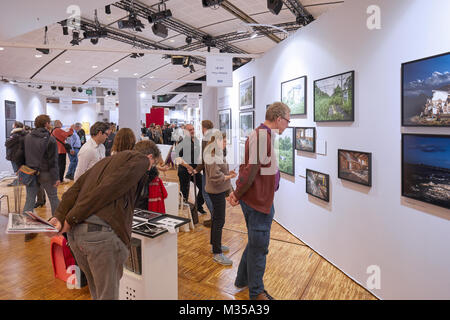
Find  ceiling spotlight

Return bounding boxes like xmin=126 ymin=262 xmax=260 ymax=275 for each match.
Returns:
xmin=36 ymin=48 xmax=50 ymax=55
xmin=71 ymin=86 xmax=76 ymax=92
xmin=118 ymin=14 xmax=145 ymax=32
xmin=78 ymin=87 xmax=83 ymax=93
xmin=51 ymin=85 xmax=57 ymax=91
xmin=58 ymin=86 xmax=64 ymax=91
xmin=113 ymin=69 xmax=119 ymax=72
xmin=152 ymin=22 xmax=168 ymax=38
xmin=185 ymin=36 xmax=192 ymax=45
xmin=250 ymin=31 xmax=257 ymax=39
xmin=189 ymin=64 xmax=195 ymax=73
xmin=105 ymin=5 xmax=111 ymax=15
xmin=65 ymin=60 xmax=71 ymax=64
xmin=148 ymin=9 xmax=172 ymax=24
xmin=202 ymin=0 xmax=224 ymax=7
xmin=0 ymin=47 xmax=4 ymax=51
xmin=70 ymin=31 xmax=80 ymax=46
xmin=90 ymin=38 xmax=99 ymax=45
xmin=267 ymin=0 xmax=283 ymax=15
xmin=111 ymin=91 xmax=116 ymax=96
xmin=107 ymin=90 xmax=112 ymax=95
xmin=37 ymin=85 xmax=42 ymax=89
xmin=133 ymin=73 xmax=139 ymax=76
xmin=35 ymin=54 xmax=42 ymax=58
xmin=92 ymin=65 xmax=98 ymax=69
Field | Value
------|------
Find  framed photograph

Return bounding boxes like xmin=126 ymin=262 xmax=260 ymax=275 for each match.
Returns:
xmin=338 ymin=149 xmax=372 ymax=187
xmin=295 ymin=127 xmax=316 ymax=153
xmin=5 ymin=100 xmax=16 ymax=120
xmin=281 ymin=76 xmax=307 ymax=115
xmin=314 ymin=71 xmax=354 ymax=122
xmin=239 ymin=142 xmax=246 ymax=165
xmin=402 ymin=52 xmax=450 ymax=127
xmin=402 ymin=134 xmax=450 ymax=209
xmin=239 ymin=77 xmax=255 ymax=110
xmin=218 ymin=109 xmax=231 ymax=135
xmin=306 ymin=169 xmax=330 ymax=202
xmin=23 ymin=120 xmax=35 ymax=129
xmin=5 ymin=119 xmax=15 ymax=139
xmin=276 ymin=127 xmax=295 ymax=176
xmin=239 ymin=110 xmax=254 ymax=142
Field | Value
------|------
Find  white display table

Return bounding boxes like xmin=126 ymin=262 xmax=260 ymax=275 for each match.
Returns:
xmin=163 ymin=181 xmax=179 ymax=216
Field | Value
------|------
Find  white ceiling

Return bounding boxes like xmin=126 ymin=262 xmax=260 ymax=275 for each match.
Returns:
xmin=0 ymin=0 xmax=344 ymax=96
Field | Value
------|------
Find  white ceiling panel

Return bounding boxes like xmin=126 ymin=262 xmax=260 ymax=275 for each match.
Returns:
xmin=231 ymin=36 xmax=277 ymax=54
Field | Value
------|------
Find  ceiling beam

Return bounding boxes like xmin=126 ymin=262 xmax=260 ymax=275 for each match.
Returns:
xmin=282 ymin=0 xmax=315 ymax=25
xmin=220 ymin=0 xmax=282 ymax=44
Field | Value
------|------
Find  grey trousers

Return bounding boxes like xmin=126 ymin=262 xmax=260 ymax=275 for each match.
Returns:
xmin=67 ymin=223 xmax=129 ymax=300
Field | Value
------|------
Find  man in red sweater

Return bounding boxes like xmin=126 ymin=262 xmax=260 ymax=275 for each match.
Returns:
xmin=228 ymin=102 xmax=290 ymax=300
xmin=51 ymin=120 xmax=74 ymax=183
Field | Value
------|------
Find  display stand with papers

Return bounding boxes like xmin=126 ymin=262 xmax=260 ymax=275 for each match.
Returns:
xmin=119 ymin=209 xmax=190 ymax=300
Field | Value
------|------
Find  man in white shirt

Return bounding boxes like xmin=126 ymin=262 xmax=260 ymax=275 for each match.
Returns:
xmin=74 ymin=122 xmax=110 ymax=181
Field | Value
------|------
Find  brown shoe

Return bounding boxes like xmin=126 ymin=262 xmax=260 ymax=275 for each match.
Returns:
xmin=251 ymin=290 xmax=274 ymax=300
xmin=24 ymin=233 xmax=38 ymax=242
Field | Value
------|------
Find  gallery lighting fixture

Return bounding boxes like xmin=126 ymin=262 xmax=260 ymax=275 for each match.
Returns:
xmin=70 ymin=30 xmax=80 ymax=46
xmin=51 ymin=85 xmax=57 ymax=91
xmin=92 ymin=65 xmax=98 ymax=69
xmin=61 ymin=20 xmax=69 ymax=35
xmin=133 ymin=73 xmax=139 ymax=76
xmin=202 ymin=0 xmax=224 ymax=8
xmin=78 ymin=87 xmax=83 ymax=93
xmin=148 ymin=1 xmax=172 ymax=24
xmin=36 ymin=85 xmax=42 ymax=89
xmin=185 ymin=36 xmax=192 ymax=44
xmin=58 ymin=86 xmax=64 ymax=91
xmin=130 ymin=53 xmax=145 ymax=58
xmin=189 ymin=64 xmax=195 ymax=73
xmin=36 ymin=48 xmax=50 ymax=55
xmin=113 ymin=69 xmax=119 ymax=72
xmin=250 ymin=31 xmax=258 ymax=39
xmin=0 ymin=47 xmax=4 ymax=51
xmin=267 ymin=0 xmax=283 ymax=15
xmin=111 ymin=91 xmax=116 ymax=96
xmin=35 ymin=54 xmax=42 ymax=58
xmin=105 ymin=5 xmax=111 ymax=15
xmin=71 ymin=87 xmax=77 ymax=92
xmin=90 ymin=38 xmax=99 ymax=45
xmin=118 ymin=13 xmax=145 ymax=32
xmin=65 ymin=60 xmax=71 ymax=64
xmin=152 ymin=22 xmax=168 ymax=38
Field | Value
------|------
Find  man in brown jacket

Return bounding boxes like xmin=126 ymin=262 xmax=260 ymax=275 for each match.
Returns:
xmin=228 ymin=102 xmax=290 ymax=300
xmin=49 ymin=140 xmax=161 ymax=300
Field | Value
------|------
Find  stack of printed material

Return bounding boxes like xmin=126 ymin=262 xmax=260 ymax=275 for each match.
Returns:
xmin=6 ymin=211 xmax=58 ymax=234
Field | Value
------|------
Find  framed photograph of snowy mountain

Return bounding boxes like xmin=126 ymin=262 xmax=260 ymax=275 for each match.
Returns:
xmin=281 ymin=76 xmax=307 ymax=115
xmin=402 ymin=52 xmax=450 ymax=127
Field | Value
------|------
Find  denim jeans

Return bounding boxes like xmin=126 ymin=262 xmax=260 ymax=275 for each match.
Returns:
xmin=235 ymin=200 xmax=275 ymax=299
xmin=66 ymin=148 xmax=79 ymax=177
xmin=202 ymin=173 xmax=214 ymax=214
xmin=23 ymin=172 xmax=60 ymax=215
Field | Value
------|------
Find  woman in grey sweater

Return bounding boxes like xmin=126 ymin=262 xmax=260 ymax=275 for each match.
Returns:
xmin=205 ymin=133 xmax=236 ymax=265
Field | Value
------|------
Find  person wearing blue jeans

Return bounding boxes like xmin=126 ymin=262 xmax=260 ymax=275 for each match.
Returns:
xmin=228 ymin=102 xmax=291 ymax=300
xmin=66 ymin=123 xmax=82 ymax=180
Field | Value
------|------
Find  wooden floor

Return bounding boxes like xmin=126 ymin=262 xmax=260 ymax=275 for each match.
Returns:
xmin=0 ymin=169 xmax=376 ymax=300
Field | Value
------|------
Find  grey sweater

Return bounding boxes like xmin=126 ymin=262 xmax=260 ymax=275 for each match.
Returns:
xmin=205 ymin=159 xmax=232 ymax=194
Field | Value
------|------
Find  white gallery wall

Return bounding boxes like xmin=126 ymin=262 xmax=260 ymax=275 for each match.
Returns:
xmin=46 ymin=102 xmax=98 ymax=131
xmin=219 ymin=0 xmax=450 ymax=299
xmin=0 ymin=83 xmax=46 ymax=172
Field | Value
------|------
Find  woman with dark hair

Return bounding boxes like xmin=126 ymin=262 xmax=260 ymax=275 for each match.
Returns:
xmin=110 ymin=128 xmax=136 ymax=155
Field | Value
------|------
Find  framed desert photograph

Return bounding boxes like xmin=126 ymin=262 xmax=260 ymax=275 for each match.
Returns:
xmin=239 ymin=110 xmax=254 ymax=142
xmin=402 ymin=134 xmax=450 ymax=209
xmin=314 ymin=71 xmax=354 ymax=122
xmin=306 ymin=169 xmax=330 ymax=202
xmin=276 ymin=127 xmax=295 ymax=176
xmin=402 ymin=52 xmax=450 ymax=127
xmin=295 ymin=127 xmax=316 ymax=153
xmin=218 ymin=109 xmax=231 ymax=135
xmin=239 ymin=77 xmax=255 ymax=110
xmin=281 ymin=76 xmax=307 ymax=115
xmin=338 ymin=149 xmax=372 ymax=187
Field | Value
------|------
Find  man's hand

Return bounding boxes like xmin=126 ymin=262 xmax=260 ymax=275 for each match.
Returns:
xmin=48 ymin=217 xmax=62 ymax=231
xmin=227 ymin=192 xmax=239 ymax=207
xmin=229 ymin=170 xmax=237 ymax=179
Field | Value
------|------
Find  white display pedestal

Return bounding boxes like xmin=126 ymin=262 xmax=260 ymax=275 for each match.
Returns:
xmin=119 ymin=231 xmax=178 ymax=300
xmin=164 ymin=182 xmax=179 ymax=216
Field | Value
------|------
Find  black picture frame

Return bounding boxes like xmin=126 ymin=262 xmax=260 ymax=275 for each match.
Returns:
xmin=281 ymin=75 xmax=307 ymax=116
xmin=5 ymin=119 xmax=15 ymax=139
xmin=295 ymin=127 xmax=316 ymax=153
xmin=24 ymin=120 xmax=35 ymax=129
xmin=277 ymin=127 xmax=295 ymax=176
xmin=401 ymin=51 xmax=450 ymax=127
xmin=239 ymin=110 xmax=254 ymax=142
xmin=239 ymin=76 xmax=255 ymax=110
xmin=5 ymin=100 xmax=16 ymax=120
xmin=401 ymin=133 xmax=450 ymax=209
xmin=314 ymin=71 xmax=355 ymax=122
xmin=306 ymin=169 xmax=330 ymax=202
xmin=338 ymin=149 xmax=372 ymax=187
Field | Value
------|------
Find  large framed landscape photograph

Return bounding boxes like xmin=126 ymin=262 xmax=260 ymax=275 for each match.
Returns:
xmin=402 ymin=134 xmax=450 ymax=209
xmin=306 ymin=169 xmax=330 ymax=202
xmin=314 ymin=71 xmax=354 ymax=122
xmin=239 ymin=110 xmax=254 ymax=142
xmin=276 ymin=127 xmax=295 ymax=176
xmin=295 ymin=127 xmax=316 ymax=153
xmin=239 ymin=77 xmax=255 ymax=110
xmin=402 ymin=52 xmax=450 ymax=127
xmin=281 ymin=76 xmax=307 ymax=115
xmin=338 ymin=149 xmax=372 ymax=187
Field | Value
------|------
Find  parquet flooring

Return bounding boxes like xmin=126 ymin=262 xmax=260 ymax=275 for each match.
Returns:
xmin=0 ymin=169 xmax=376 ymax=300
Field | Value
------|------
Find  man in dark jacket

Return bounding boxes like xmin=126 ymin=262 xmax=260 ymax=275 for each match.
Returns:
xmin=49 ymin=140 xmax=160 ymax=300
xmin=5 ymin=121 xmax=27 ymax=186
xmin=22 ymin=115 xmax=60 ymax=241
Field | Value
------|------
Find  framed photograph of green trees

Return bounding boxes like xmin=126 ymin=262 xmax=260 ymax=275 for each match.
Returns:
xmin=276 ymin=127 xmax=295 ymax=176
xmin=281 ymin=76 xmax=307 ymax=115
xmin=314 ymin=71 xmax=354 ymax=122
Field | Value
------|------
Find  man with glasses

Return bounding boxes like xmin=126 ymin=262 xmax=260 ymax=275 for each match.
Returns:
xmin=228 ymin=102 xmax=291 ymax=300
xmin=74 ymin=122 xmax=109 ymax=181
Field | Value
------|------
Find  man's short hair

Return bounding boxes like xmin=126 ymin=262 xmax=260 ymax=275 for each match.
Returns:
xmin=14 ymin=121 xmax=24 ymax=128
xmin=265 ymin=102 xmax=290 ymax=122
xmin=201 ymin=120 xmax=214 ymax=130
xmin=35 ymin=115 xmax=51 ymax=128
xmin=90 ymin=121 xmax=110 ymax=136
xmin=133 ymin=140 xmax=161 ymax=159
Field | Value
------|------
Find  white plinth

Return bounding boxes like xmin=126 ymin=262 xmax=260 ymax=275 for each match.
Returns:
xmin=164 ymin=182 xmax=179 ymax=216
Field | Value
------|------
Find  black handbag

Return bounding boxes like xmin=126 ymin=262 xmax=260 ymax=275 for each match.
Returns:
xmin=53 ymin=135 xmax=72 ymax=153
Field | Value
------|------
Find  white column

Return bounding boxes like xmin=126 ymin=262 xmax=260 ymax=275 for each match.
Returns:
xmin=118 ymin=78 xmax=140 ymax=140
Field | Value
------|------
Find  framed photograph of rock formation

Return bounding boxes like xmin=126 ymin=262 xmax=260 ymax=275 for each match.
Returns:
xmin=338 ymin=149 xmax=372 ymax=187
xmin=402 ymin=134 xmax=450 ymax=209
xmin=281 ymin=76 xmax=307 ymax=115
xmin=239 ymin=77 xmax=255 ymax=110
xmin=295 ymin=127 xmax=316 ymax=153
xmin=306 ymin=169 xmax=330 ymax=202
xmin=402 ymin=52 xmax=450 ymax=127
xmin=314 ymin=71 xmax=354 ymax=122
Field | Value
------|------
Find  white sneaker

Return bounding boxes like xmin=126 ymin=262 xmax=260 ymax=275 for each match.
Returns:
xmin=213 ymin=253 xmax=233 ymax=266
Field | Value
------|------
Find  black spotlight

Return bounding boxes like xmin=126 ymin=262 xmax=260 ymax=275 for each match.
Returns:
xmin=107 ymin=90 xmax=112 ymax=95
xmin=152 ymin=22 xmax=168 ymax=38
xmin=90 ymin=38 xmax=99 ymax=45
xmin=70 ymin=31 xmax=80 ymax=46
xmin=185 ymin=36 xmax=192 ymax=44
xmin=112 ymin=91 xmax=116 ymax=96
xmin=78 ymin=87 xmax=83 ymax=93
xmin=202 ymin=0 xmax=224 ymax=7
xmin=267 ymin=0 xmax=283 ymax=15
xmin=58 ymin=86 xmax=64 ymax=91
xmin=71 ymin=86 xmax=76 ymax=92
xmin=37 ymin=85 xmax=42 ymax=89
xmin=61 ymin=20 xmax=69 ymax=35
xmin=189 ymin=64 xmax=195 ymax=73
xmin=51 ymin=85 xmax=57 ymax=91
xmin=105 ymin=5 xmax=111 ymax=15
xmin=36 ymin=48 xmax=50 ymax=55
